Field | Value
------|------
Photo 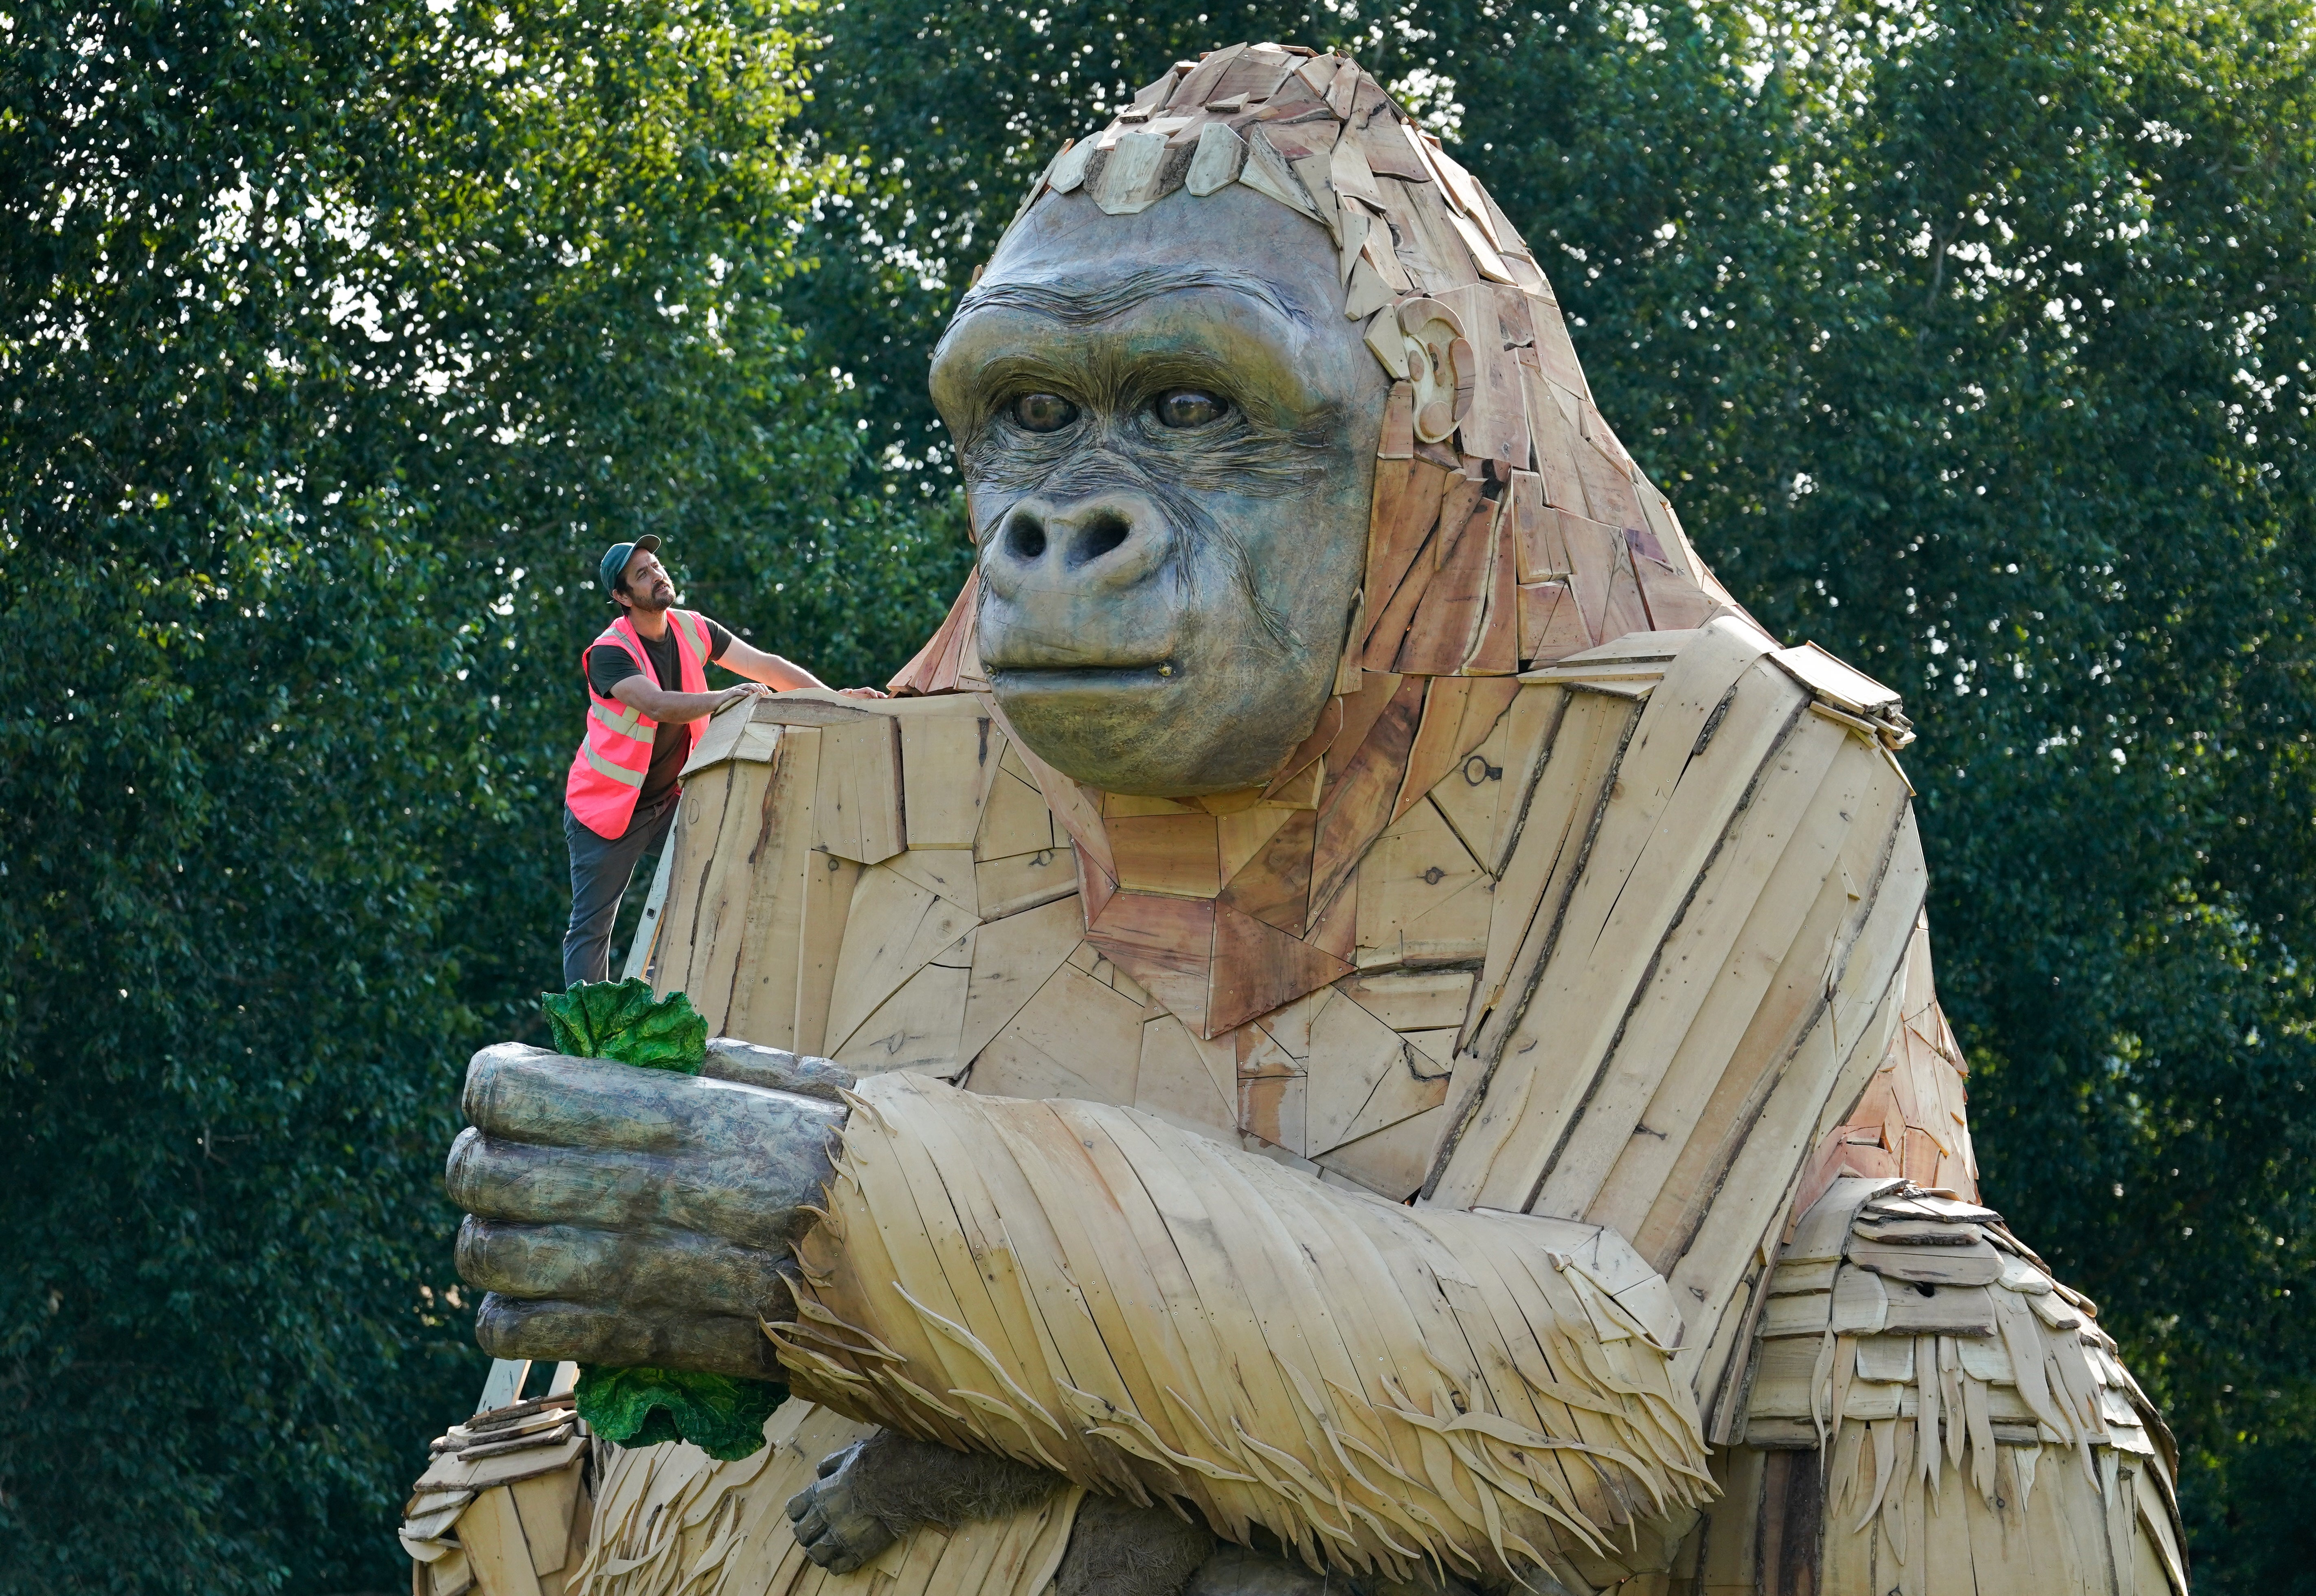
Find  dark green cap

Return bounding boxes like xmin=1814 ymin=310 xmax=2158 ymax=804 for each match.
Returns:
xmin=598 ymin=535 xmax=661 ymax=596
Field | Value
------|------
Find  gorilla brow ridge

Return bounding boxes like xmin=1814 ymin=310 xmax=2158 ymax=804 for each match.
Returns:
xmin=955 ymin=266 xmax=1312 ymax=331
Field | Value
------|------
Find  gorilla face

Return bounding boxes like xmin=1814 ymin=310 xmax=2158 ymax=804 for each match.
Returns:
xmin=931 ymin=181 xmax=1388 ymax=796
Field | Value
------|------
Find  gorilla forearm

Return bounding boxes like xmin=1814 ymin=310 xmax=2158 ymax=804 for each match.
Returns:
xmin=773 ymin=1074 xmax=1712 ymax=1585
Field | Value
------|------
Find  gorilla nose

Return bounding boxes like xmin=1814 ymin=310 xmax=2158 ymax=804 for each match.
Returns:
xmin=981 ymin=493 xmax=1166 ymax=601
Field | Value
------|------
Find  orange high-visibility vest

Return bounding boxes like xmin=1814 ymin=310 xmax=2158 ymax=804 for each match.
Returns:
xmin=564 ymin=610 xmax=712 ymax=839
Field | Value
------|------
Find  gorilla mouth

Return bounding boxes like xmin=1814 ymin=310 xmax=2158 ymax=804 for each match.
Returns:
xmin=990 ymin=663 xmax=1181 ymax=690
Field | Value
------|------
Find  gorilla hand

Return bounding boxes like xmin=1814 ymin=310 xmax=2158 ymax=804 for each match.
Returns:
xmin=445 ymin=1042 xmax=847 ymax=1380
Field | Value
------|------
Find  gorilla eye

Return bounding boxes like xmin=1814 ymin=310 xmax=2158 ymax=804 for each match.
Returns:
xmin=1010 ymin=393 xmax=1078 ymax=432
xmin=1155 ymin=389 xmax=1227 ymax=428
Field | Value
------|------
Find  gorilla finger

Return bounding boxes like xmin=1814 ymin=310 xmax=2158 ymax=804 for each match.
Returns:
xmin=457 ymin=1218 xmax=798 ymax=1319
xmin=465 ymin=1044 xmax=848 ymax=1172
xmin=444 ymin=1131 xmax=823 ymax=1252
xmin=463 ymin=1044 xmax=693 ymax=1152
xmin=474 ymin=1293 xmax=785 ymax=1381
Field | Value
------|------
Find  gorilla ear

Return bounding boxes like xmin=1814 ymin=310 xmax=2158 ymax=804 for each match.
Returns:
xmin=1392 ymin=297 xmax=1476 ymax=444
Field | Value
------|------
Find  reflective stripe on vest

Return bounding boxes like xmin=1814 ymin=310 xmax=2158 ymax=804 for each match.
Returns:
xmin=564 ymin=609 xmax=713 ymax=839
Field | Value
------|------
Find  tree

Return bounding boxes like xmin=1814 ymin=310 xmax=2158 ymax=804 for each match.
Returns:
xmin=0 ymin=0 xmax=953 ymax=1588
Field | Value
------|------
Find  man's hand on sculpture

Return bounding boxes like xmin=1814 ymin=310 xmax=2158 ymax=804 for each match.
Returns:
xmin=445 ymin=1042 xmax=847 ymax=1381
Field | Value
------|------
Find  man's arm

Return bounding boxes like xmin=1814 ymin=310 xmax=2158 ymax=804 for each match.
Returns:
xmin=609 ymin=673 xmax=768 ymax=725
xmin=718 ymin=636 xmax=829 ymax=692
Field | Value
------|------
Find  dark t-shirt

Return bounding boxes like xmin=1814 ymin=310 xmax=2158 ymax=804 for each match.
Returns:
xmin=586 ymin=615 xmax=735 ymax=806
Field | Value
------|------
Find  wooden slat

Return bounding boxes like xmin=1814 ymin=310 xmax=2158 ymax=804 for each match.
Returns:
xmin=823 ymin=864 xmax=977 ymax=1054
xmin=1084 ymin=889 xmax=1215 ymax=1036
xmin=1109 ymin=811 xmax=1221 ymax=898
xmin=1394 ymin=488 xmax=1499 ymax=674
xmin=1583 ymin=716 xmax=1871 ymax=1244
xmin=959 ymin=894 xmax=1085 ymax=1063
xmin=1134 ymin=1010 xmax=1240 ymax=1135
xmin=894 ymin=700 xmax=1000 ymax=847
xmin=885 ymin=845 xmax=979 ymax=918
xmin=1462 ymin=685 xmax=1628 ymax=1049
xmin=1667 ymin=815 xmax=1926 ymax=1411
xmin=1306 ymin=674 xmax=1428 ymax=928
xmin=812 ymin=715 xmax=904 ymax=865
xmin=1522 ymin=658 xmax=1812 ymax=1220
xmin=1207 ymin=901 xmax=1354 ymax=1038
xmin=975 ymin=844 xmax=1077 ymax=922
xmin=832 ymin=956 xmax=970 ymax=1078
xmin=791 ymin=845 xmax=861 ymax=1057
xmin=1353 ymin=796 xmax=1489 ymax=971
xmin=971 ymin=962 xmax=1146 ymax=1104
xmin=1432 ymin=621 xmax=1775 ymax=1211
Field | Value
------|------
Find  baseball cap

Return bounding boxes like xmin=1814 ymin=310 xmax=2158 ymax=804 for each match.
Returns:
xmin=598 ymin=535 xmax=662 ymax=596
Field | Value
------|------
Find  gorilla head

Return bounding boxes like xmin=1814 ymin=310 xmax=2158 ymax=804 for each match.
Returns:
xmin=911 ymin=44 xmax=1734 ymax=797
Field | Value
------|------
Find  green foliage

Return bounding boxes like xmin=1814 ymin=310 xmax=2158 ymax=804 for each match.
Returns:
xmin=573 ymin=1365 xmax=788 ymax=1463
xmin=792 ymin=0 xmax=2316 ymax=1582
xmin=541 ymin=980 xmax=707 ymax=1074
xmin=0 ymin=0 xmax=947 ymax=1589
xmin=539 ymin=982 xmax=782 ymax=1458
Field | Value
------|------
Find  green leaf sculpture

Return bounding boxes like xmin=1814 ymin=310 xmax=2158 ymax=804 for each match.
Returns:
xmin=540 ymin=979 xmax=784 ymax=1460
xmin=540 ymin=976 xmax=707 ymax=1074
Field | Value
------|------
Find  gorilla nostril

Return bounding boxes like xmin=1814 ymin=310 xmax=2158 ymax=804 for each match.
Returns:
xmin=1070 ymin=512 xmax=1131 ymax=568
xmin=1002 ymin=512 xmax=1047 ymax=563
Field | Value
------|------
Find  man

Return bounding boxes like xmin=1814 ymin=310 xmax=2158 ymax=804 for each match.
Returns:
xmin=561 ymin=536 xmax=856 ymax=987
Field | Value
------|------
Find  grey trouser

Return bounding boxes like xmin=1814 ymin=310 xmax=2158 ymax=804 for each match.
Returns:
xmin=562 ymin=790 xmax=679 ymax=988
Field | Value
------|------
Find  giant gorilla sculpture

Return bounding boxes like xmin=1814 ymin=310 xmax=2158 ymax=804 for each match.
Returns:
xmin=417 ymin=44 xmax=2190 ymax=1596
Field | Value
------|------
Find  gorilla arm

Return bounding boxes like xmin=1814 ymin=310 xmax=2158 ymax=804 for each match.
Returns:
xmin=449 ymin=1051 xmax=1712 ymax=1589
xmin=770 ymin=1074 xmax=1713 ymax=1588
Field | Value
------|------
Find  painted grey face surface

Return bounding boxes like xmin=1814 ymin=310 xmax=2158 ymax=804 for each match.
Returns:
xmin=931 ymin=182 xmax=1387 ymax=796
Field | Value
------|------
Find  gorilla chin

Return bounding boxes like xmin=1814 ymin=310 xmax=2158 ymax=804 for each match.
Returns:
xmin=984 ymin=661 xmax=1288 ymax=799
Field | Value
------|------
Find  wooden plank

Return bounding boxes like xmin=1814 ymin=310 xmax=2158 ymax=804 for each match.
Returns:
xmin=1523 ymin=658 xmax=1812 ymax=1219
xmin=959 ymin=894 xmax=1084 ymax=1062
xmin=1632 ymin=760 xmax=1911 ymax=1270
xmin=1441 ymin=285 xmax=1530 ymax=470
xmin=975 ymin=765 xmax=1056 ymax=861
xmin=972 ymin=962 xmax=1146 ymax=1105
xmin=1354 ymin=796 xmax=1488 ymax=970
xmin=1464 ymin=685 xmax=1629 ymax=1045
xmin=1394 ymin=489 xmax=1499 ymax=674
xmin=1519 ymin=359 xmax=1589 ymax=516
xmin=1085 ymin=889 xmax=1215 ymax=1035
xmin=833 ymin=956 xmax=970 ymax=1078
xmin=670 ymin=756 xmax=780 ymax=1036
xmin=1583 ymin=717 xmax=1868 ymax=1243
xmin=1133 ymin=1011 xmax=1240 ymax=1135
xmin=823 ymin=865 xmax=977 ymax=1053
xmin=1517 ymin=579 xmax=1593 ymax=665
xmin=1432 ymin=621 xmax=1776 ymax=1211
xmin=812 ymin=715 xmax=904 ymax=865
xmin=1207 ymin=901 xmax=1353 ymax=1037
xmin=1109 ymin=811 xmax=1221 ymax=898
xmin=1301 ymin=990 xmax=1417 ymax=1154
xmin=885 ymin=845 xmax=979 ymax=918
xmin=1667 ymin=820 xmax=1925 ymax=1408
xmin=792 ymin=847 xmax=861 ymax=1056
xmin=1312 ymin=1104 xmax=1447 ymax=1201
xmin=456 ymin=1486 xmax=543 ymax=1596
xmin=1307 ymin=674 xmax=1428 ymax=925
xmin=896 ymin=703 xmax=999 ymax=847
xmin=1508 ymin=466 xmax=1565 ymax=583
xmin=975 ymin=844 xmax=1077 ymax=922
xmin=723 ymin=723 xmax=825 ymax=1048
xmin=507 ymin=1464 xmax=582 ymax=1576
xmin=1339 ymin=968 xmax=1476 ymax=1032
xmin=1359 ymin=458 xmax=1452 ymax=661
